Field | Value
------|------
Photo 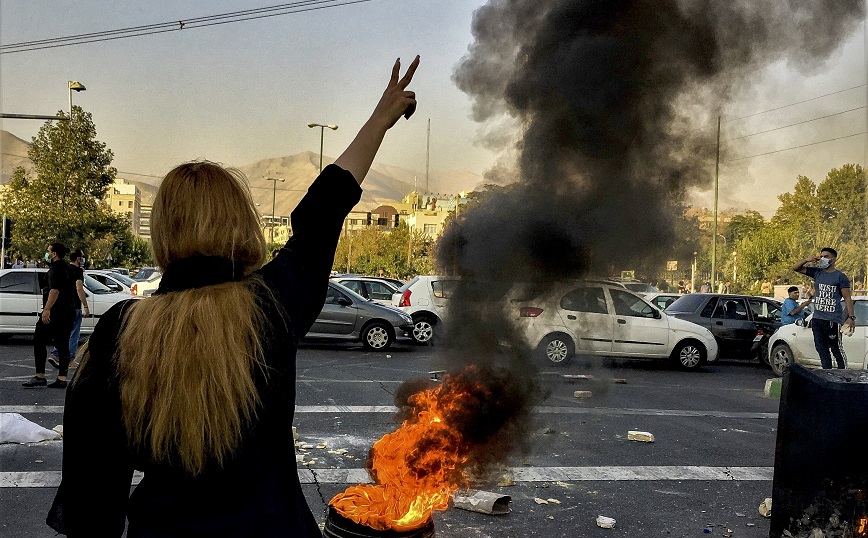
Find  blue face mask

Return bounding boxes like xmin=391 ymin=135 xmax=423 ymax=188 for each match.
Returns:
xmin=817 ymin=257 xmax=831 ymax=269
xmin=44 ymin=252 xmax=51 ymax=262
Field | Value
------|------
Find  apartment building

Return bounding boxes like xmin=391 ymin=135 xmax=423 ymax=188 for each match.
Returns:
xmin=107 ymin=180 xmax=141 ymax=236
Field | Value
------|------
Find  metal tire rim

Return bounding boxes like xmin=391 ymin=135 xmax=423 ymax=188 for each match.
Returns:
xmin=546 ymin=339 xmax=569 ymax=363
xmin=366 ymin=326 xmax=390 ymax=349
xmin=413 ymin=321 xmax=433 ymax=343
xmin=679 ymin=345 xmax=701 ymax=368
xmin=772 ymin=348 xmax=790 ymax=376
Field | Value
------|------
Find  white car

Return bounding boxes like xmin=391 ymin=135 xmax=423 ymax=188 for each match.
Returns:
xmin=645 ymin=292 xmax=683 ymax=311
xmin=0 ymin=268 xmax=137 ymax=336
xmin=131 ymin=268 xmax=162 ymax=297
xmin=334 ymin=277 xmax=400 ymax=307
xmin=86 ymin=270 xmax=137 ymax=294
xmin=391 ymin=275 xmax=458 ymax=344
xmin=767 ymin=297 xmax=868 ymax=377
xmin=511 ymin=281 xmax=719 ymax=370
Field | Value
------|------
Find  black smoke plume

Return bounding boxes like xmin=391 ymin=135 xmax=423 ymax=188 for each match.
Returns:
xmin=393 ymin=0 xmax=864 ymax=477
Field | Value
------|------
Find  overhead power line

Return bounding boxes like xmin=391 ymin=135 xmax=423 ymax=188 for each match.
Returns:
xmin=0 ymin=0 xmax=371 ymax=54
xmin=722 ymin=106 xmax=866 ymax=143
xmin=722 ymin=84 xmax=866 ymax=123
xmin=721 ymin=131 xmax=866 ymax=164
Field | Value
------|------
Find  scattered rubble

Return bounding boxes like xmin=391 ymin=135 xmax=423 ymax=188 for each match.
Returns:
xmin=627 ymin=431 xmax=655 ymax=443
xmin=596 ymin=515 xmax=616 ymax=529
xmin=758 ymin=497 xmax=772 ymax=518
xmin=451 ymin=490 xmax=511 ymax=515
xmin=573 ymin=390 xmax=593 ymax=398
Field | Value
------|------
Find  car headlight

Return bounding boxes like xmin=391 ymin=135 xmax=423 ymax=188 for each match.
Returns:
xmin=402 ymin=314 xmax=413 ymax=323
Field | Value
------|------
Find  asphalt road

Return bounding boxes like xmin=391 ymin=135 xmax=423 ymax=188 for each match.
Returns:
xmin=0 ymin=335 xmax=781 ymax=537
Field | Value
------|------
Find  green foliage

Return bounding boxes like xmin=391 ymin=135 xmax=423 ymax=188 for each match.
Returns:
xmin=334 ymin=223 xmax=434 ymax=278
xmin=735 ymin=164 xmax=866 ymax=285
xmin=0 ymin=106 xmax=143 ymax=264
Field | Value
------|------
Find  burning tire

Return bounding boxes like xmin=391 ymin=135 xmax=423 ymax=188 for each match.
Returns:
xmin=539 ymin=333 xmax=574 ymax=365
xmin=770 ymin=343 xmax=793 ymax=377
xmin=671 ymin=339 xmax=706 ymax=370
xmin=411 ymin=315 xmax=435 ymax=344
xmin=362 ymin=322 xmax=393 ymax=351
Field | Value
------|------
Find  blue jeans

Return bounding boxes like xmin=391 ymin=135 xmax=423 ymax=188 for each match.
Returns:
xmin=811 ymin=318 xmax=847 ymax=369
xmin=52 ymin=308 xmax=83 ymax=360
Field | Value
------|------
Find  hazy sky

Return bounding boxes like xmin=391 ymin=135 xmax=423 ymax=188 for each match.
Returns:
xmin=1 ymin=1 xmax=865 ymax=217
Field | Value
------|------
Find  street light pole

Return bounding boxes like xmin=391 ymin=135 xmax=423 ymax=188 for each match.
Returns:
xmin=307 ymin=123 xmax=338 ymax=173
xmin=68 ymin=81 xmax=86 ymax=118
xmin=265 ymin=178 xmax=285 ymax=245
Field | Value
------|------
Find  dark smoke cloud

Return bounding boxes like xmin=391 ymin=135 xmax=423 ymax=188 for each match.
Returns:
xmin=392 ymin=0 xmax=864 ymax=478
xmin=442 ymin=0 xmax=864 ymax=281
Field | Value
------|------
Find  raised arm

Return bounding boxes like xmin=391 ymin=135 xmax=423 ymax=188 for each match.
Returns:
xmin=793 ymin=256 xmax=819 ymax=274
xmin=334 ymin=56 xmax=419 ymax=184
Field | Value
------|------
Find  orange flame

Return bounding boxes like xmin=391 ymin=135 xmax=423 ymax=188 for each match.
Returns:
xmin=859 ymin=517 xmax=868 ymax=535
xmin=329 ymin=373 xmax=481 ymax=532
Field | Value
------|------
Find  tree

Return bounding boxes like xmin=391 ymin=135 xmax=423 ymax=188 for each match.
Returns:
xmin=334 ymin=223 xmax=434 ymax=278
xmin=0 ymin=106 xmax=133 ymax=260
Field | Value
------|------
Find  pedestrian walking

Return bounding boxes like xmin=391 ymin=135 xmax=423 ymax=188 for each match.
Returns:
xmin=781 ymin=286 xmax=811 ymax=325
xmin=48 ymin=249 xmax=90 ymax=370
xmin=22 ymin=243 xmax=76 ymax=389
xmin=793 ymin=247 xmax=856 ymax=369
xmin=700 ymin=281 xmax=711 ymax=293
xmin=47 ymin=56 xmax=420 ymax=537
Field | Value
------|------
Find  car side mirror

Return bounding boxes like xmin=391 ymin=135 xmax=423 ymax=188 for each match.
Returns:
xmin=795 ymin=318 xmax=805 ymax=327
xmin=652 ymin=309 xmax=662 ymax=319
xmin=337 ymin=297 xmax=352 ymax=307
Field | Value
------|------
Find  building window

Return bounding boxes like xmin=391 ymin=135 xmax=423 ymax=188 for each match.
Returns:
xmin=424 ymin=224 xmax=437 ymax=234
xmin=128 ymin=201 xmax=133 ymax=208
xmin=118 ymin=201 xmax=123 ymax=206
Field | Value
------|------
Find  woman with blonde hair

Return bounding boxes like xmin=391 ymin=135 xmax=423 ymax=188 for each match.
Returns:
xmin=48 ymin=56 xmax=419 ymax=537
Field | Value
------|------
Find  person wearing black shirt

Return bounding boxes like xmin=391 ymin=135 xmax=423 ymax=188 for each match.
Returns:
xmin=23 ymin=243 xmax=76 ymax=388
xmin=47 ymin=56 xmax=419 ymax=536
xmin=48 ymin=249 xmax=90 ymax=370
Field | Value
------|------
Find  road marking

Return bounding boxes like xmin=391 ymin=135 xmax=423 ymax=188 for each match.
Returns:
xmin=0 ymin=404 xmax=778 ymax=419
xmin=0 ymin=466 xmax=773 ymax=488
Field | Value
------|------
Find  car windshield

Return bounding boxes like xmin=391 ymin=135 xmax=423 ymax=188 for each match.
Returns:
xmin=330 ymin=281 xmax=369 ymax=303
xmin=666 ymin=294 xmax=706 ymax=313
xmin=107 ymin=272 xmax=136 ymax=287
xmin=623 ymin=282 xmax=659 ymax=294
xmin=84 ymin=274 xmax=114 ymax=294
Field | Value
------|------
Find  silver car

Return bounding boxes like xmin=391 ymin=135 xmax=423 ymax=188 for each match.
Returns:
xmin=304 ymin=281 xmax=415 ymax=351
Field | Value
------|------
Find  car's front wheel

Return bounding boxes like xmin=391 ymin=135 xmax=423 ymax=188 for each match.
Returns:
xmin=362 ymin=322 xmax=393 ymax=351
xmin=769 ymin=343 xmax=793 ymax=377
xmin=411 ymin=316 xmax=436 ymax=344
xmin=671 ymin=340 xmax=706 ymax=370
xmin=539 ymin=333 xmax=574 ymax=366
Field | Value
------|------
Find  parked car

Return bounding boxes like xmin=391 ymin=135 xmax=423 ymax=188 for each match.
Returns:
xmin=334 ymin=277 xmax=400 ymax=307
xmin=767 ymin=297 xmax=868 ymax=376
xmin=645 ymin=292 xmax=682 ymax=311
xmin=87 ymin=270 xmax=136 ymax=294
xmin=391 ymin=276 xmax=459 ymax=344
xmin=304 ymin=281 xmax=414 ymax=350
xmin=133 ymin=267 xmax=161 ymax=281
xmin=0 ymin=268 xmax=137 ymax=336
xmin=130 ymin=268 xmax=162 ymax=297
xmin=109 ymin=267 xmax=131 ymax=276
xmin=619 ymin=281 xmax=660 ymax=295
xmin=665 ymin=294 xmax=782 ymax=361
xmin=511 ymin=281 xmax=718 ymax=369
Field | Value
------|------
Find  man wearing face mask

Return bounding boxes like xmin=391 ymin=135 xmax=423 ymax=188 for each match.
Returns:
xmin=22 ymin=243 xmax=76 ymax=388
xmin=793 ymin=247 xmax=856 ymax=369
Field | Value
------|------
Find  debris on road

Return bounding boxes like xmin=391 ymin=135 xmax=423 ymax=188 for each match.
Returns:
xmin=534 ymin=498 xmax=549 ymax=504
xmin=573 ymin=390 xmax=593 ymax=398
xmin=0 ymin=413 xmax=61 ymax=444
xmin=52 ymin=425 xmax=63 ymax=437
xmin=495 ymin=470 xmax=516 ymax=487
xmin=292 ymin=426 xmax=298 ymax=441
xmin=296 ymin=454 xmax=305 ymax=463
xmin=451 ymin=490 xmax=511 ymax=515
xmin=627 ymin=430 xmax=655 ymax=443
xmin=563 ymin=374 xmax=594 ymax=381
xmin=596 ymin=515 xmax=616 ymax=529
xmin=315 ymin=442 xmax=327 ymax=449
xmin=758 ymin=497 xmax=772 ymax=518
xmin=327 ymin=448 xmax=348 ymax=455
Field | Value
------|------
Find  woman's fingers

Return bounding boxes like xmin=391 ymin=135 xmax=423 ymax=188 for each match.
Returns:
xmin=397 ymin=55 xmax=420 ymax=89
xmin=390 ymin=58 xmax=401 ymax=86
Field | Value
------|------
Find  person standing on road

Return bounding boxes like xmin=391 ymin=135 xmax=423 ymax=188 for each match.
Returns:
xmin=47 ymin=56 xmax=420 ymax=537
xmin=48 ymin=249 xmax=90 ymax=370
xmin=793 ymin=247 xmax=855 ymax=369
xmin=22 ymin=243 xmax=76 ymax=388
xmin=781 ymin=286 xmax=811 ymax=325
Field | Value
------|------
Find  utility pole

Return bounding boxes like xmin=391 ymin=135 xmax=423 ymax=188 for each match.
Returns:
xmin=1 ymin=215 xmax=7 ymax=270
xmin=711 ymin=116 xmax=721 ymax=292
xmin=425 ymin=118 xmax=430 ymax=196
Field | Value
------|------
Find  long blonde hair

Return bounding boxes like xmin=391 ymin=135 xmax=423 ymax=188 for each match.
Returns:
xmin=117 ymin=161 xmax=268 ymax=475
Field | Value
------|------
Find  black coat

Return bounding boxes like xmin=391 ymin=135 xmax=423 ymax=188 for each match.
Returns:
xmin=48 ymin=165 xmax=362 ymax=537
